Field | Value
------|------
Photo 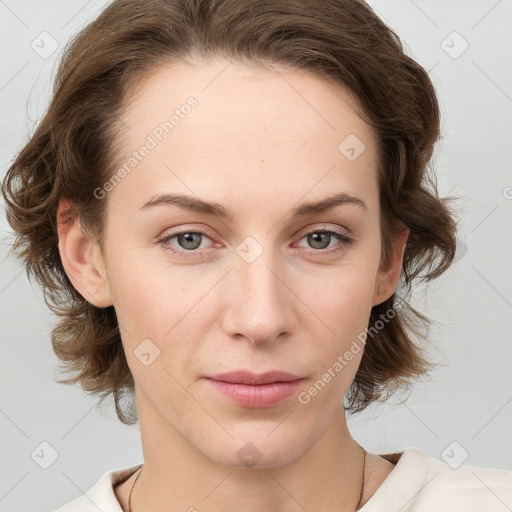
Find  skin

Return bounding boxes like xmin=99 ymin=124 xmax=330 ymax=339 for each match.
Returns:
xmin=57 ymin=57 xmax=408 ymax=511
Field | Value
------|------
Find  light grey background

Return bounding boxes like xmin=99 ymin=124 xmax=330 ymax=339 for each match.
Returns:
xmin=1 ymin=0 xmax=511 ymax=510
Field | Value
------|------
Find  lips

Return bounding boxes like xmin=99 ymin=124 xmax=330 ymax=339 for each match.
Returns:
xmin=204 ymin=370 xmax=304 ymax=385
xmin=203 ymin=371 xmax=305 ymax=408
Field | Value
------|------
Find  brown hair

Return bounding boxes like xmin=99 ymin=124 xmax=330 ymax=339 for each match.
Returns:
xmin=2 ymin=0 xmax=458 ymax=424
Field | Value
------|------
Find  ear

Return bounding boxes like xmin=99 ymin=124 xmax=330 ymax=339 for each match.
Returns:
xmin=372 ymin=225 xmax=409 ymax=306
xmin=56 ymin=197 xmax=113 ymax=308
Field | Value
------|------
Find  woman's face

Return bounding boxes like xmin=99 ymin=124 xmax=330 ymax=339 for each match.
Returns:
xmin=96 ymin=58 xmax=396 ymax=467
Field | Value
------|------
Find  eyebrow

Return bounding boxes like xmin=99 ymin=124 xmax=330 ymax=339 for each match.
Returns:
xmin=140 ymin=191 xmax=367 ymax=219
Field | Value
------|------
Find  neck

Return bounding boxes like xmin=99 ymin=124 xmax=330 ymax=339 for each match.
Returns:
xmin=130 ymin=390 xmax=365 ymax=512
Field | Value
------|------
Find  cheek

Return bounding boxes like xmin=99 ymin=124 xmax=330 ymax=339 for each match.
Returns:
xmin=291 ymin=271 xmax=376 ymax=395
xmin=107 ymin=260 xmax=206 ymax=385
xmin=104 ymin=248 xmax=158 ymax=346
xmin=107 ymin=248 xmax=218 ymax=342
xmin=294 ymin=264 xmax=376 ymax=329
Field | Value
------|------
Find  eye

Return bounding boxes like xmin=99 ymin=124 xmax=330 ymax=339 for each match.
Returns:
xmin=295 ymin=228 xmax=352 ymax=256
xmin=157 ymin=226 xmax=353 ymax=260
xmin=157 ymin=230 xmax=215 ymax=259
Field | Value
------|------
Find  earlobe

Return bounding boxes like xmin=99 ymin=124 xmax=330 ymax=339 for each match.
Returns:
xmin=372 ymin=226 xmax=409 ymax=307
xmin=56 ymin=197 xmax=113 ymax=308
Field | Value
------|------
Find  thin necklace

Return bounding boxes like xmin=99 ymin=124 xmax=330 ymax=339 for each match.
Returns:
xmin=356 ymin=444 xmax=367 ymax=510
xmin=128 ymin=445 xmax=366 ymax=512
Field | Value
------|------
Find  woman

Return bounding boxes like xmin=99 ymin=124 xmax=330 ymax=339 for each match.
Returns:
xmin=2 ymin=0 xmax=511 ymax=510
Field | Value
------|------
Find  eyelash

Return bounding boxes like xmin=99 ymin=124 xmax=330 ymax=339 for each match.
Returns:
xmin=157 ymin=227 xmax=353 ymax=260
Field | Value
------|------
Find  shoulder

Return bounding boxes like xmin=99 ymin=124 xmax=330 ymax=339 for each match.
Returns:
xmin=362 ymin=447 xmax=512 ymax=511
xmin=52 ymin=463 xmax=142 ymax=512
xmin=413 ymin=449 xmax=512 ymax=509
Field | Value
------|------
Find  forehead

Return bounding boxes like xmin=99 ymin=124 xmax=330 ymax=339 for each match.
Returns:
xmin=110 ymin=58 xmax=379 ymax=214
xmin=121 ymin=57 xmax=375 ymax=144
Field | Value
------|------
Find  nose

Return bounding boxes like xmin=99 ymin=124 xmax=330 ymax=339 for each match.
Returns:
xmin=221 ymin=248 xmax=296 ymax=345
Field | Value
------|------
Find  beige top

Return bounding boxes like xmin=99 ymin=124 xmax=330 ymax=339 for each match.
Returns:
xmin=53 ymin=447 xmax=512 ymax=511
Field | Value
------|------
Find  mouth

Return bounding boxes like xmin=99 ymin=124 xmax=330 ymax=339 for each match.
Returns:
xmin=204 ymin=370 xmax=304 ymax=385
xmin=202 ymin=370 xmax=305 ymax=408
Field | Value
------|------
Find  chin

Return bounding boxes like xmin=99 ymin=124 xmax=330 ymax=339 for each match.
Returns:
xmin=202 ymin=429 xmax=310 ymax=470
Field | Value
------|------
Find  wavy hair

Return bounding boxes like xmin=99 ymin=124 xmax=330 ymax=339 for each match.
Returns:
xmin=1 ymin=0 xmax=458 ymax=424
